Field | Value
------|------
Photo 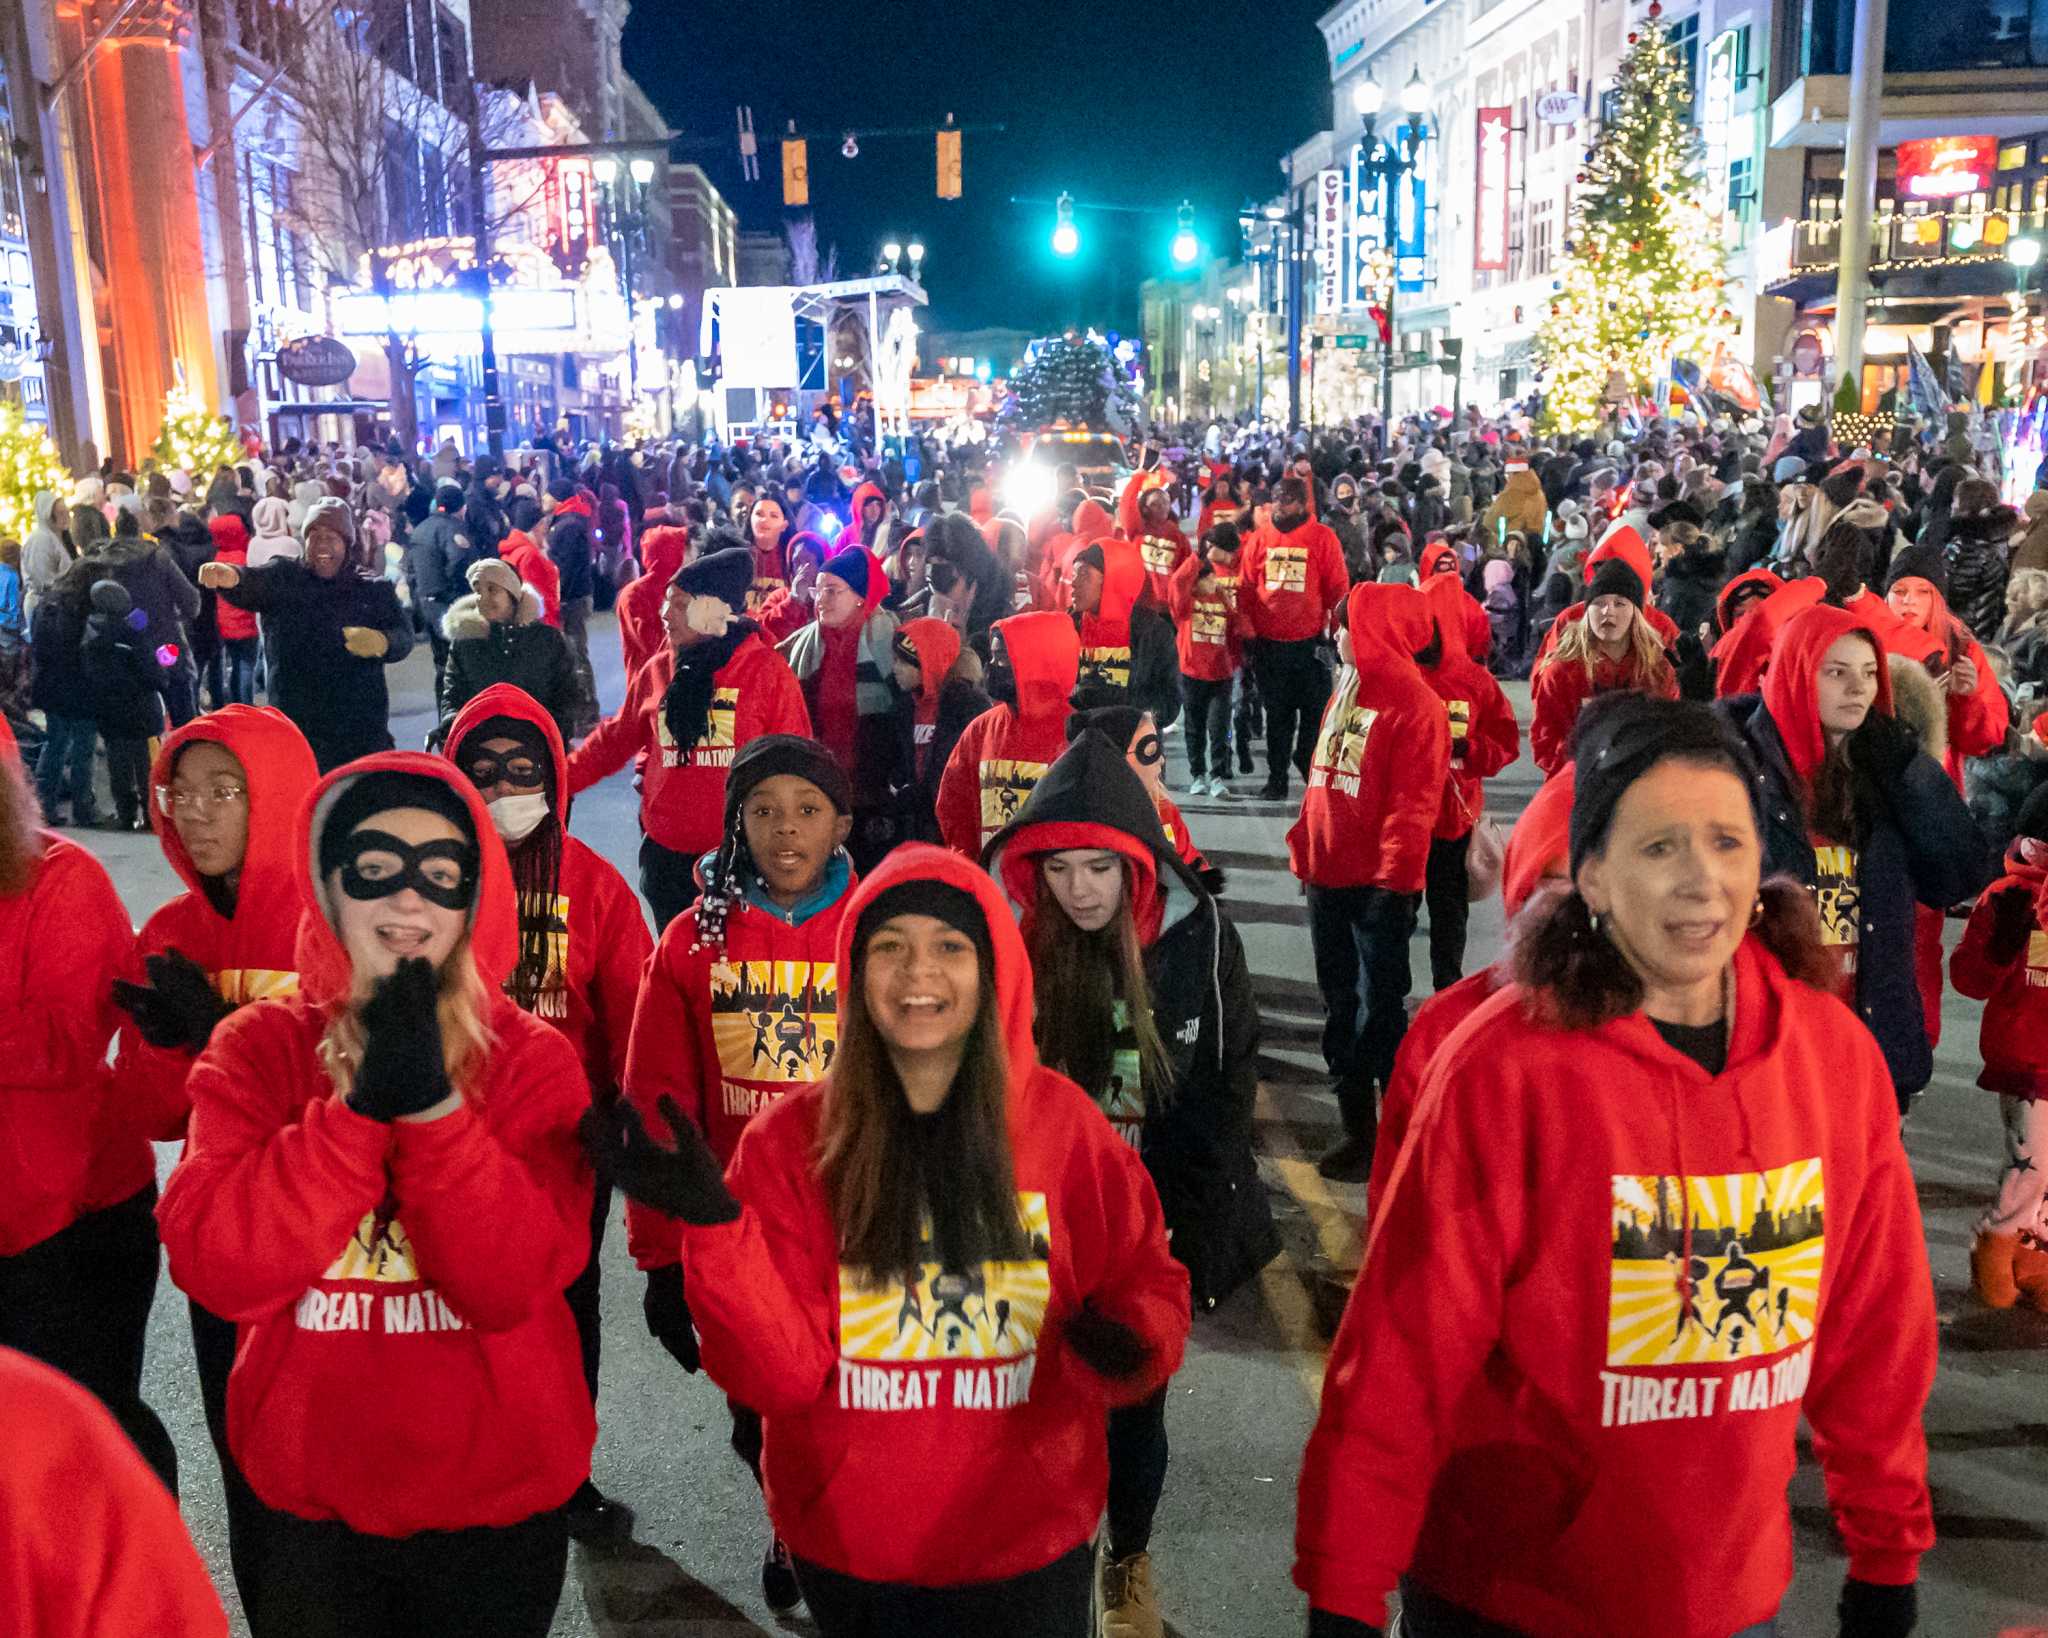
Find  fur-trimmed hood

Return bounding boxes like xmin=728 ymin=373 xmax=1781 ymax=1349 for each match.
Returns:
xmin=442 ymin=586 xmax=542 ymax=642
xmin=1887 ymin=652 xmax=1948 ymax=762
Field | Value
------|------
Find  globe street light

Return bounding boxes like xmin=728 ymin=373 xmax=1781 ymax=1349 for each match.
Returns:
xmin=907 ymin=240 xmax=925 ymax=267
xmin=591 ymin=155 xmax=617 ymax=186
xmin=2010 ymin=238 xmax=2042 ymax=271
xmin=1351 ymin=77 xmax=1383 ymax=119
xmin=883 ymin=240 xmax=903 ymax=267
xmin=629 ymin=156 xmax=655 ymax=186
xmin=1401 ymin=66 xmax=1431 ymax=115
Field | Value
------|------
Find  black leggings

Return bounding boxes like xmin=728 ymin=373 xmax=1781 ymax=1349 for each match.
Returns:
xmin=0 ymin=1184 xmax=177 ymax=1492
xmin=794 ymin=1541 xmax=1094 ymax=1638
xmin=1180 ymin=674 xmax=1234 ymax=780
xmin=1424 ymin=832 xmax=1473 ymax=992
xmin=1106 ymin=1386 xmax=1170 ymax=1558
xmin=249 ymin=1505 xmax=569 ymax=1638
xmin=192 ymin=1299 xmax=266 ymax=1613
xmin=563 ymin=1178 xmax=613 ymax=1404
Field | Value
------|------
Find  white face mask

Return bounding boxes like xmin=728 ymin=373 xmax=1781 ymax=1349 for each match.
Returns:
xmin=488 ymin=792 xmax=550 ymax=844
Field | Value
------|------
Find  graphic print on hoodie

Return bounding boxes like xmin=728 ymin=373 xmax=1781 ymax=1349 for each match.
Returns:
xmin=1073 ymin=537 xmax=1148 ymax=695
xmin=935 ymin=610 xmax=1081 ymax=854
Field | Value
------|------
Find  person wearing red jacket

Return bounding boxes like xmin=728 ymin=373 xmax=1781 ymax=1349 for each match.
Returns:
xmin=588 ymin=845 xmax=1190 ymax=1634
xmin=156 ymin=755 xmax=596 ymax=1637
xmin=500 ymin=497 xmax=562 ymax=629
xmin=1299 ymin=695 xmax=1936 ymax=1638
xmin=209 ymin=512 xmax=261 ymax=704
xmin=1530 ymin=557 xmax=1679 ymax=776
xmin=1707 ymin=567 xmax=1784 ymax=696
xmin=889 ymin=616 xmax=991 ymax=845
xmin=1288 ymin=583 xmax=1451 ymax=1182
xmin=1533 ymin=527 xmax=1683 ymax=674
xmin=1166 ymin=522 xmax=1252 ymax=797
xmin=1066 ymin=534 xmax=1180 ymax=731
xmin=936 ymin=609 xmax=1081 ymax=856
xmin=109 ymin=704 xmax=318 ymax=1604
xmin=617 ymin=515 xmax=694 ymax=685
xmin=1240 ymin=477 xmax=1350 ymax=799
xmin=1368 ymin=764 xmax=1574 ymax=1216
xmin=623 ymin=733 xmax=858 ymax=1614
xmin=0 ymin=720 xmax=175 ymax=1489
xmin=1415 ymin=539 xmax=1491 ymax=663
xmin=1417 ymin=594 xmax=1521 ymax=990
xmin=1119 ymin=469 xmax=1189 ymax=608
xmin=1037 ymin=496 xmax=1116 ymax=616
xmin=445 ymin=683 xmax=653 ymax=1544
xmin=755 ymin=531 xmax=830 ymax=644
xmin=0 ymin=1346 xmax=228 ymax=1638
xmin=569 ymin=544 xmax=811 ymax=931
xmin=1948 ymin=784 xmax=2048 ymax=1311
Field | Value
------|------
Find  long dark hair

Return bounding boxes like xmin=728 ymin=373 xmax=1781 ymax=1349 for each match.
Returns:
xmin=816 ymin=951 xmax=1031 ymax=1285
xmin=1026 ymin=872 xmax=1173 ymax=1103
xmin=505 ymin=814 xmax=565 ymax=1013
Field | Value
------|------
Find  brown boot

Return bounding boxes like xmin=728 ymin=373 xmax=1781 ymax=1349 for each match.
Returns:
xmin=2013 ymin=1239 xmax=2048 ymax=1310
xmin=1970 ymin=1230 xmax=2022 ymax=1308
xmin=1100 ymin=1549 xmax=1163 ymax=1638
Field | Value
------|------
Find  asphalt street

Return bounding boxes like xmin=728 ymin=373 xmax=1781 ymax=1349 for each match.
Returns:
xmin=84 ymin=615 xmax=2048 ymax=1637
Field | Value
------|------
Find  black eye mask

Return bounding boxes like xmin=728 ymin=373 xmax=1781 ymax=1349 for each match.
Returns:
xmin=1130 ymin=733 xmax=1164 ymax=767
xmin=462 ymin=751 xmax=548 ymax=790
xmin=337 ymin=830 xmax=480 ymax=911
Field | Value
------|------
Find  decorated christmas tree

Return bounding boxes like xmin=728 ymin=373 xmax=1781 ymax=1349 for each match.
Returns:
xmin=152 ymin=377 xmax=243 ymax=477
xmin=1000 ymin=332 xmax=1139 ymax=434
xmin=1536 ymin=1 xmax=1737 ymax=431
xmin=0 ymin=401 xmax=68 ymax=545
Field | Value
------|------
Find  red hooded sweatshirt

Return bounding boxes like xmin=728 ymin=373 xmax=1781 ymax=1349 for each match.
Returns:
xmin=678 ymin=847 xmax=1189 ymax=1585
xmin=1530 ymin=602 xmax=1680 ymax=777
xmin=1369 ymin=764 xmax=1575 ymax=1212
xmin=500 ymin=529 xmax=562 ymax=629
xmin=568 ymin=630 xmax=811 ymax=857
xmin=0 ymin=819 xmax=140 ymax=1257
xmin=621 ymin=848 xmax=858 ymax=1270
xmin=1118 ymin=471 xmax=1189 ymax=607
xmin=0 ymin=1347 xmax=229 ymax=1637
xmin=1300 ymin=937 xmax=1935 ymax=1634
xmin=1711 ymin=577 xmax=1827 ymax=700
xmin=899 ymin=616 xmax=962 ymax=778
xmin=1165 ymin=549 xmax=1249 ymax=682
xmin=1037 ymin=499 xmax=1116 ymax=616
xmin=936 ymin=611 xmax=1081 ymax=855
xmin=850 ymin=481 xmax=888 ymax=548
xmin=1286 ymin=584 xmax=1450 ymax=892
xmin=1884 ymin=575 xmax=2008 ymax=785
xmin=446 ymin=685 xmax=651 ymax=1098
xmin=1951 ymin=842 xmax=2048 ymax=1099
xmin=1417 ymin=542 xmax=1493 ymax=662
xmin=1240 ymin=513 xmax=1349 ymax=643
xmin=1419 ymin=599 xmax=1520 ymax=840
xmin=155 ymin=753 xmax=596 ymax=1537
xmin=114 ymin=707 xmax=321 ymax=1145
xmin=207 ymin=515 xmax=257 ymax=642
xmin=1073 ymin=536 xmax=1148 ymax=697
xmin=618 ymin=524 xmax=692 ymax=685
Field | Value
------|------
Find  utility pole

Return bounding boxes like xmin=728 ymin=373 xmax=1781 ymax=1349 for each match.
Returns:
xmin=1285 ymin=156 xmax=1303 ymax=429
xmin=1834 ymin=0 xmax=1891 ymax=407
xmin=465 ymin=115 xmax=505 ymax=462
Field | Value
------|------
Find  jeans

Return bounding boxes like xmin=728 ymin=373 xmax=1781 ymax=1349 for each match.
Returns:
xmin=1306 ymin=884 xmax=1421 ymax=1136
xmin=1181 ymin=673 xmax=1234 ymax=780
xmin=795 ymin=1542 xmax=1093 ymax=1638
xmin=1252 ymin=637 xmax=1330 ymax=789
xmin=34 ymin=712 xmax=99 ymax=822
xmin=163 ymin=663 xmax=198 ymax=728
xmin=1106 ymin=1385 xmax=1170 ymax=1558
xmin=1424 ymin=833 xmax=1473 ymax=992
xmin=249 ymin=1505 xmax=568 ymax=1638
xmin=221 ymin=636 xmax=260 ymax=706
xmin=0 ymin=1186 xmax=177 ymax=1491
xmin=639 ymin=834 xmax=703 ymax=933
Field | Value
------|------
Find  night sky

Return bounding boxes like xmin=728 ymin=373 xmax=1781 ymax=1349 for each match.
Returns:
xmin=621 ymin=1 xmax=1334 ymax=339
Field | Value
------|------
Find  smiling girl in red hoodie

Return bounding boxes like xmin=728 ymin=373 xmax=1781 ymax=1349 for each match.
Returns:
xmin=110 ymin=704 xmax=318 ymax=1604
xmin=590 ymin=845 xmax=1188 ymax=1635
xmin=157 ymin=755 xmax=595 ymax=1638
xmin=1300 ymin=696 xmax=1935 ymax=1638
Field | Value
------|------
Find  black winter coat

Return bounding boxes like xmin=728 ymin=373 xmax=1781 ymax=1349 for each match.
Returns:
xmin=547 ymin=515 xmax=595 ymax=603
xmin=80 ymin=611 xmax=166 ymax=738
xmin=1942 ymin=512 xmax=2014 ymax=643
xmin=217 ymin=561 xmax=413 ymax=770
xmin=97 ymin=536 xmax=200 ymax=683
xmin=404 ymin=511 xmax=481 ymax=634
xmin=892 ymin=674 xmax=993 ymax=845
xmin=1073 ymin=604 xmax=1182 ymax=731
xmin=1721 ymin=696 xmax=1995 ymax=1105
xmin=28 ymin=595 xmax=91 ymax=716
xmin=437 ymin=596 xmax=579 ymax=744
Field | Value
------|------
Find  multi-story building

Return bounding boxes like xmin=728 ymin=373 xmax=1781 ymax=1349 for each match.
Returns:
xmin=736 ymin=228 xmax=791 ymax=288
xmin=1139 ymin=257 xmax=1261 ymax=420
xmin=667 ymin=162 xmax=737 ymax=355
xmin=468 ymin=0 xmax=626 ymax=139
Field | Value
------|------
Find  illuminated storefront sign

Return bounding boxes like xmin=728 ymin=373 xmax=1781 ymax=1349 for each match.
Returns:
xmin=1897 ymin=135 xmax=1997 ymax=199
xmin=1317 ymin=168 xmax=1344 ymax=311
xmin=1474 ymin=106 xmax=1511 ymax=273
xmin=1701 ymin=30 xmax=1740 ymax=216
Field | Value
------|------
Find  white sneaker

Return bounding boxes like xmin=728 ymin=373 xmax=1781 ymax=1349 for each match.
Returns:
xmin=1211 ymin=778 xmax=1238 ymax=800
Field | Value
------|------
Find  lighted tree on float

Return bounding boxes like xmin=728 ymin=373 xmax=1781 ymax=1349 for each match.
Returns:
xmin=152 ymin=378 xmax=244 ymax=477
xmin=0 ymin=402 xmax=67 ymax=543
xmin=1536 ymin=1 xmax=1737 ymax=432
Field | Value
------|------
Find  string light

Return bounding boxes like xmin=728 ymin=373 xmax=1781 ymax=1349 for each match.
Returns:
xmin=152 ymin=378 xmax=244 ymax=477
xmin=0 ymin=402 xmax=67 ymax=543
xmin=1537 ymin=14 xmax=1734 ymax=430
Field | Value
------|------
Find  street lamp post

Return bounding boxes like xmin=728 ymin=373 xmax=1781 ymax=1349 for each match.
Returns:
xmin=1352 ymin=68 xmax=1431 ymax=431
xmin=2010 ymin=237 xmax=2043 ymax=397
xmin=593 ymin=154 xmax=657 ymax=422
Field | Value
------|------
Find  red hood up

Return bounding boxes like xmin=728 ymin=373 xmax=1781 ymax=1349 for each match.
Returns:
xmin=1092 ymin=537 xmax=1146 ymax=626
xmin=993 ymin=819 xmax=1161 ymax=951
xmin=995 ymin=610 xmax=1082 ymax=722
xmin=148 ymin=706 xmax=320 ymax=915
xmin=1074 ymin=500 xmax=1115 ymax=542
xmin=1763 ymin=603 xmax=1896 ymax=785
xmin=850 ymin=481 xmax=887 ymax=531
xmin=1418 ymin=541 xmax=1459 ymax=580
xmin=830 ymin=844 xmax=1041 ymax=1075
xmin=1716 ymin=568 xmax=1783 ymax=635
xmin=0 ymin=714 xmax=15 ymax=767
xmin=1348 ymin=581 xmax=1436 ymax=668
xmin=639 ymin=524 xmax=692 ymax=583
xmin=445 ymin=681 xmax=570 ymax=819
xmin=1420 ymin=574 xmax=1473 ymax=661
xmin=293 ymin=752 xmax=518 ymax=1010
xmin=207 ymin=513 xmax=250 ymax=555
xmin=898 ymin=616 xmax=962 ymax=712
xmin=1584 ymin=527 xmax=1653 ymax=598
xmin=1503 ymin=762 xmax=1574 ymax=919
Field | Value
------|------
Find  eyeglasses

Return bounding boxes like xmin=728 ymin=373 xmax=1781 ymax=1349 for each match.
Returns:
xmin=154 ymin=783 xmax=248 ymax=817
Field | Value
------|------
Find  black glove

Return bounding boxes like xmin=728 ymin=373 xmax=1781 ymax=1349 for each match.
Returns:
xmin=1063 ymin=1303 xmax=1151 ymax=1381
xmin=1308 ymin=1612 xmax=1383 ymax=1638
xmin=1849 ymin=711 xmax=1918 ymax=790
xmin=643 ymin=1264 xmax=701 ymax=1373
xmin=111 ymin=949 xmax=231 ymax=1053
xmin=1838 ymin=1577 xmax=1917 ymax=1638
xmin=580 ymin=1096 xmax=740 ymax=1225
xmin=1987 ymin=883 xmax=2038 ymax=963
xmin=347 ymin=957 xmax=451 ymax=1122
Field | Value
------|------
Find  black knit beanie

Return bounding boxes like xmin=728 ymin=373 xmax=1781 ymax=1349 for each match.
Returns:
xmin=1586 ymin=555 xmax=1646 ymax=609
xmin=1567 ymin=694 xmax=1760 ymax=876
xmin=1884 ymin=542 xmax=1948 ymax=599
xmin=853 ymin=879 xmax=994 ymax=970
